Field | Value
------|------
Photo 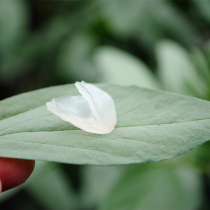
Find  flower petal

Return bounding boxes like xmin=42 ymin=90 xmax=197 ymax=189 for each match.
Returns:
xmin=75 ymin=81 xmax=117 ymax=132
xmin=46 ymin=95 xmax=96 ymax=133
xmin=46 ymin=81 xmax=117 ymax=134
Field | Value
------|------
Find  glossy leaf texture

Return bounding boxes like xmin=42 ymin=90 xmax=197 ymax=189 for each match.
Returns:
xmin=0 ymin=84 xmax=210 ymax=165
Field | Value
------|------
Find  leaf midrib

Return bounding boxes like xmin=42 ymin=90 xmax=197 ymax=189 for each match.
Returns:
xmin=119 ymin=117 xmax=210 ymax=128
xmin=0 ymin=117 xmax=210 ymax=138
xmin=0 ymin=130 xmax=161 ymax=145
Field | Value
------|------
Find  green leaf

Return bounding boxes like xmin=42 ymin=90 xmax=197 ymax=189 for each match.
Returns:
xmin=56 ymin=32 xmax=99 ymax=82
xmin=100 ymin=164 xmax=202 ymax=210
xmin=94 ymin=46 xmax=160 ymax=89
xmin=27 ymin=162 xmax=78 ymax=210
xmin=81 ymin=165 xmax=125 ymax=208
xmin=192 ymin=0 xmax=210 ymax=24
xmin=0 ymin=185 xmax=21 ymax=203
xmin=0 ymin=1 xmax=27 ymax=49
xmin=0 ymin=84 xmax=210 ymax=165
xmin=156 ymin=40 xmax=207 ymax=98
xmin=101 ymin=0 xmax=196 ymax=47
xmin=0 ymin=1 xmax=29 ymax=82
xmin=149 ymin=1 xmax=197 ymax=46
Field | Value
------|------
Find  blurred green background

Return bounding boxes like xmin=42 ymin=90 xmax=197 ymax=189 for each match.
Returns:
xmin=0 ymin=0 xmax=210 ymax=209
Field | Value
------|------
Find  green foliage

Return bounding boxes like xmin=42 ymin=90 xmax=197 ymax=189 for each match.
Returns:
xmin=93 ymin=46 xmax=160 ymax=89
xmin=80 ymin=165 xmax=124 ymax=208
xmin=100 ymin=163 xmax=202 ymax=210
xmin=1 ymin=0 xmax=210 ymax=209
xmin=101 ymin=0 xmax=196 ymax=47
xmin=27 ymin=162 xmax=78 ymax=210
xmin=1 ymin=84 xmax=210 ymax=165
xmin=0 ymin=0 xmax=28 ymax=82
xmin=192 ymin=0 xmax=210 ymax=23
xmin=156 ymin=40 xmax=206 ymax=97
xmin=56 ymin=32 xmax=99 ymax=82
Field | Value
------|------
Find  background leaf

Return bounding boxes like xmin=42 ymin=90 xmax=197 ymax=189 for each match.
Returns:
xmin=0 ymin=84 xmax=210 ymax=165
xmin=80 ymin=165 xmax=125 ymax=209
xmin=26 ymin=162 xmax=78 ymax=210
xmin=101 ymin=0 xmax=196 ymax=48
xmin=100 ymin=163 xmax=202 ymax=210
xmin=56 ymin=32 xmax=99 ymax=83
xmin=93 ymin=46 xmax=160 ymax=89
xmin=156 ymin=40 xmax=207 ymax=98
xmin=192 ymin=0 xmax=210 ymax=24
xmin=0 ymin=0 xmax=29 ymax=82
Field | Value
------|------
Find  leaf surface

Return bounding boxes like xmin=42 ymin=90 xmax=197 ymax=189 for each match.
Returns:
xmin=0 ymin=84 xmax=210 ymax=165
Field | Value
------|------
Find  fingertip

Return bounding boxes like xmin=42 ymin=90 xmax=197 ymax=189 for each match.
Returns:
xmin=0 ymin=158 xmax=35 ymax=192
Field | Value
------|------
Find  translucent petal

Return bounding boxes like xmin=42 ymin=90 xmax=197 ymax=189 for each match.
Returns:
xmin=46 ymin=81 xmax=117 ymax=134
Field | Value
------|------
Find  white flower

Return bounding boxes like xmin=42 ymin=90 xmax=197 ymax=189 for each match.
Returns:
xmin=46 ymin=81 xmax=117 ymax=134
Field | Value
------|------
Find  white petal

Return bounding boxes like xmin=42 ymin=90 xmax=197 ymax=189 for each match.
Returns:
xmin=46 ymin=81 xmax=117 ymax=134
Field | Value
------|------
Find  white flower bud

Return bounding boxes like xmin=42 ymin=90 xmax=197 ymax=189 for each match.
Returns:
xmin=46 ymin=81 xmax=117 ymax=134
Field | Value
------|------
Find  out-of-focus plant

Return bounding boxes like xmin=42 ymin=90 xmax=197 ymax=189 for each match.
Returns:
xmin=1 ymin=0 xmax=210 ymax=209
